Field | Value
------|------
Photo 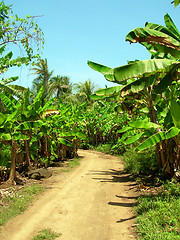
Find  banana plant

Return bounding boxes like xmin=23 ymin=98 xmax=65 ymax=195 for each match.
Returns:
xmin=88 ymin=13 xmax=180 ymax=176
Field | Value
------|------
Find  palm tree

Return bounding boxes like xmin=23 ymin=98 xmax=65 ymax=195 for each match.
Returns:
xmin=49 ymin=75 xmax=72 ymax=101
xmin=30 ymin=58 xmax=53 ymax=105
xmin=74 ymin=80 xmax=95 ymax=104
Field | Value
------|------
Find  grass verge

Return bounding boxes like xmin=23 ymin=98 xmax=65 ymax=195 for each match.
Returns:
xmin=32 ymin=228 xmax=61 ymax=240
xmin=0 ymin=184 xmax=44 ymax=226
xmin=55 ymin=157 xmax=80 ymax=172
xmin=134 ymin=181 xmax=180 ymax=240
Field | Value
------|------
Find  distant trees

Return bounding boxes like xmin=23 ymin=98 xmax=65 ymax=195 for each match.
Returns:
xmin=74 ymin=80 xmax=96 ymax=105
xmin=30 ymin=62 xmax=96 ymax=106
xmin=30 ymin=58 xmax=53 ymax=105
xmin=49 ymin=75 xmax=73 ymax=104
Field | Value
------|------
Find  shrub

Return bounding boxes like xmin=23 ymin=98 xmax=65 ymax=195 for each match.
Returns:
xmin=122 ymin=147 xmax=157 ymax=175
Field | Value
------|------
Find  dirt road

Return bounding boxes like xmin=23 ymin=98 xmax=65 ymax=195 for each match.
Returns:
xmin=1 ymin=150 xmax=138 ymax=240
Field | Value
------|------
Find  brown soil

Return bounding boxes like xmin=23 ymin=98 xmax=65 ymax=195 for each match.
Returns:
xmin=0 ymin=150 xmax=138 ymax=240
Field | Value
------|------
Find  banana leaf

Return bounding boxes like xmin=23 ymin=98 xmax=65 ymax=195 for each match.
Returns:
xmin=125 ymin=132 xmax=144 ymax=145
xmin=173 ymin=0 xmax=180 ymax=7
xmin=126 ymin=14 xmax=180 ymax=58
xmin=170 ymin=100 xmax=180 ymax=129
xmin=57 ymin=137 xmax=72 ymax=147
xmin=13 ymin=132 xmax=30 ymax=140
xmin=129 ymin=120 xmax=161 ymax=129
xmin=114 ymin=59 xmax=178 ymax=82
xmin=136 ymin=132 xmax=165 ymax=152
xmin=165 ymin=127 xmax=180 ymax=139
xmin=88 ymin=59 xmax=177 ymax=84
xmin=117 ymin=126 xmax=133 ymax=133
xmin=0 ymin=133 xmax=12 ymax=141
xmin=164 ymin=14 xmax=180 ymax=39
xmin=0 ymin=113 xmax=7 ymax=126
xmin=87 ymin=61 xmax=115 ymax=82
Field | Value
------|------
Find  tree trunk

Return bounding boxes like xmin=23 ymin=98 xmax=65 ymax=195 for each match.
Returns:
xmin=148 ymin=89 xmax=166 ymax=169
xmin=24 ymin=140 xmax=31 ymax=167
xmin=8 ymin=140 xmax=18 ymax=183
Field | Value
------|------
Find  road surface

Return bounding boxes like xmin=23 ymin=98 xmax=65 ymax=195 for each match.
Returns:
xmin=0 ymin=150 xmax=138 ymax=240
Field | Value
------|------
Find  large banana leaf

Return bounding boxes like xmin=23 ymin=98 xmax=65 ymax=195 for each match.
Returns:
xmin=87 ymin=61 xmax=115 ymax=82
xmin=95 ymin=85 xmax=124 ymax=96
xmin=114 ymin=59 xmax=178 ymax=82
xmin=126 ymin=14 xmax=180 ymax=59
xmin=90 ymin=94 xmax=106 ymax=100
xmin=1 ymin=77 xmax=19 ymax=85
xmin=136 ymin=126 xmax=180 ymax=152
xmin=136 ymin=132 xmax=165 ymax=152
xmin=121 ymin=75 xmax=156 ymax=97
xmin=0 ymin=92 xmax=16 ymax=110
xmin=88 ymin=59 xmax=178 ymax=83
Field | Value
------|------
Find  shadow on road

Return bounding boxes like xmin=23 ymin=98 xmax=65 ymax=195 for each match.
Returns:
xmin=89 ymin=169 xmax=137 ymax=186
xmin=116 ymin=215 xmax=136 ymax=223
xmin=89 ymin=168 xmax=138 ymax=225
xmin=108 ymin=201 xmax=136 ymax=207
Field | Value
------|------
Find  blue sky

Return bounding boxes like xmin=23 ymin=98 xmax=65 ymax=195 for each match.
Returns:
xmin=3 ymin=0 xmax=180 ymax=89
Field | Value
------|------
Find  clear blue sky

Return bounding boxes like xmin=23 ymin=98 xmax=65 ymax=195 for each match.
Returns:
xmin=3 ymin=0 xmax=180 ymax=89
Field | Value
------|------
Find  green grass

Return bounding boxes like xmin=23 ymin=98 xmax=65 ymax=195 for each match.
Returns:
xmin=68 ymin=157 xmax=80 ymax=168
xmin=0 ymin=184 xmax=44 ymax=226
xmin=32 ymin=228 xmax=61 ymax=240
xmin=96 ymin=144 xmax=113 ymax=154
xmin=134 ymin=181 xmax=180 ymax=240
xmin=54 ymin=157 xmax=80 ymax=172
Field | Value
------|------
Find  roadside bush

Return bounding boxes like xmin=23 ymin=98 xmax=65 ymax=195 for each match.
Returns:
xmin=122 ymin=147 xmax=157 ymax=175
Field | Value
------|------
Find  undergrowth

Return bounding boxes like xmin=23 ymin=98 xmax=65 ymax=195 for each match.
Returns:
xmin=0 ymin=184 xmax=44 ymax=226
xmin=122 ymin=147 xmax=157 ymax=175
xmin=135 ymin=181 xmax=180 ymax=240
xmin=121 ymin=146 xmax=180 ymax=239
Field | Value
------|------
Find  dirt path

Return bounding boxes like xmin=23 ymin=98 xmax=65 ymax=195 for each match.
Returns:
xmin=1 ymin=150 xmax=138 ymax=240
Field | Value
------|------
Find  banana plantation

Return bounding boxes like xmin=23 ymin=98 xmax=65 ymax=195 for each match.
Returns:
xmin=0 ymin=1 xmax=180 ymax=185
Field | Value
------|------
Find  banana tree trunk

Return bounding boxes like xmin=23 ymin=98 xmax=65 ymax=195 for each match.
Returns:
xmin=148 ymin=89 xmax=166 ymax=169
xmin=8 ymin=140 xmax=18 ymax=183
xmin=24 ymin=140 xmax=31 ymax=167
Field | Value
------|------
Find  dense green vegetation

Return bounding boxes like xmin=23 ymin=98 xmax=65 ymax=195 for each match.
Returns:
xmin=135 ymin=181 xmax=180 ymax=240
xmin=0 ymin=1 xmax=180 ymax=239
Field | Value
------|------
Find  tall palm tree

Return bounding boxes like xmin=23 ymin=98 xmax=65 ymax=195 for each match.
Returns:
xmin=74 ymin=80 xmax=95 ymax=104
xmin=49 ymin=75 xmax=72 ymax=100
xmin=30 ymin=58 xmax=53 ymax=105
